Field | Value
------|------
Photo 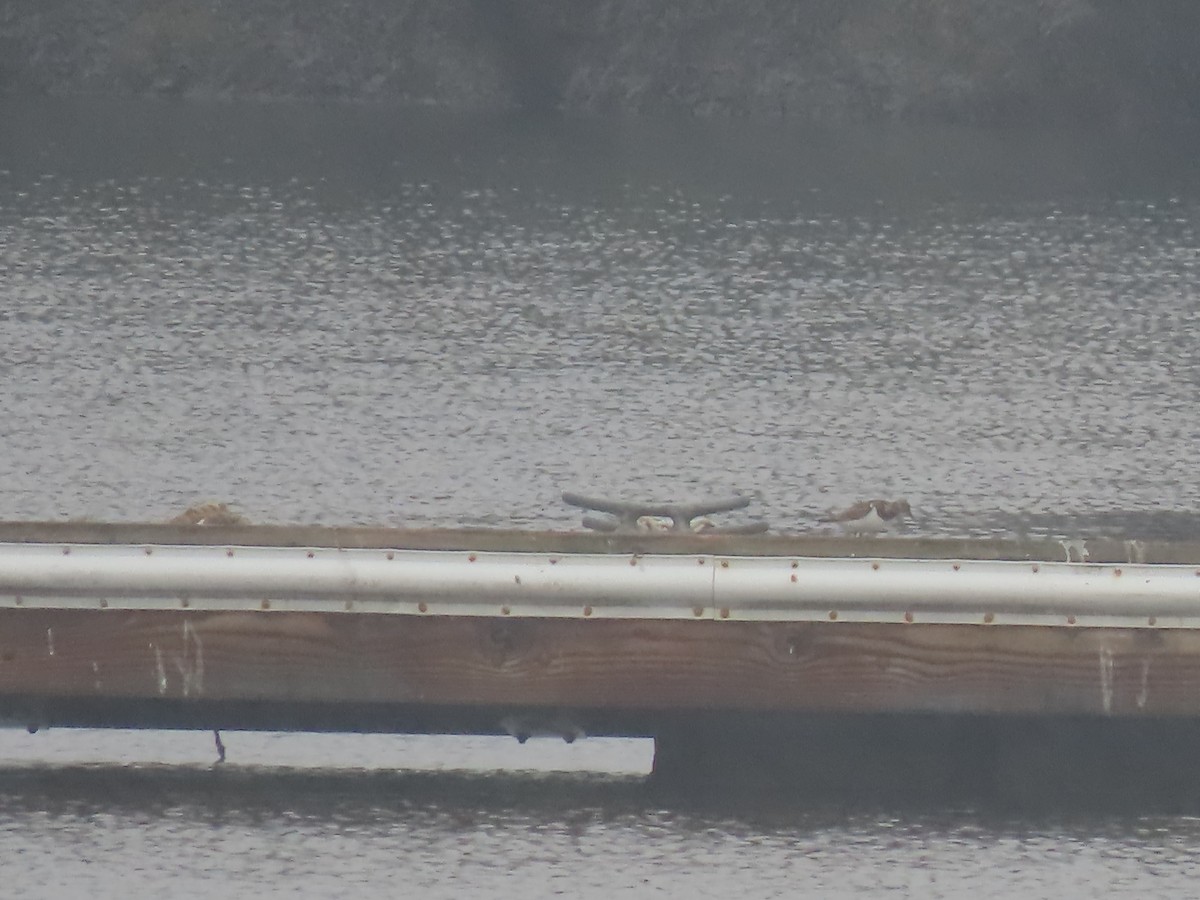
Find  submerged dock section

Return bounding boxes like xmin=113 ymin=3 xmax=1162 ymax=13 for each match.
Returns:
xmin=3 ymin=521 xmax=1200 ymax=802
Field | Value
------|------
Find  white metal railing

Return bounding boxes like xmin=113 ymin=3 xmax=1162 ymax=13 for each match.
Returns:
xmin=0 ymin=541 xmax=1198 ymax=628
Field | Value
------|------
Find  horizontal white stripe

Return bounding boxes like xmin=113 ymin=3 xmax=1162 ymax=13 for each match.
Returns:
xmin=0 ymin=542 xmax=1196 ymax=628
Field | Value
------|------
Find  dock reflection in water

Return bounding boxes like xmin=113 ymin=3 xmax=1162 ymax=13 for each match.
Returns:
xmin=4 ymin=731 xmax=1200 ymax=899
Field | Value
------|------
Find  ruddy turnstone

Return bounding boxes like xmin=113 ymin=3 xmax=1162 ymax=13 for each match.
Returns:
xmin=820 ymin=499 xmax=912 ymax=536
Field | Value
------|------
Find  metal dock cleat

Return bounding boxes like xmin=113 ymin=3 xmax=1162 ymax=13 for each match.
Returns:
xmin=562 ymin=491 xmax=769 ymax=535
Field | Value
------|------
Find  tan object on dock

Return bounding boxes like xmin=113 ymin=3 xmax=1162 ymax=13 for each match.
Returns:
xmin=169 ymin=503 xmax=249 ymax=527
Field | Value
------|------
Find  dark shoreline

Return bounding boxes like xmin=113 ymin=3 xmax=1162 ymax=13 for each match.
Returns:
xmin=2 ymin=0 xmax=1198 ymax=127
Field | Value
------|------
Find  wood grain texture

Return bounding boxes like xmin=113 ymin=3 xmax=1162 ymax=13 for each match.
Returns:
xmin=2 ymin=609 xmax=1199 ymax=728
xmin=1 ymin=520 xmax=1197 ymax=563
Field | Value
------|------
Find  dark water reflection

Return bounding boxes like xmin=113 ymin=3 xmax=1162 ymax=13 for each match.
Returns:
xmin=5 ymin=763 xmax=1200 ymax=899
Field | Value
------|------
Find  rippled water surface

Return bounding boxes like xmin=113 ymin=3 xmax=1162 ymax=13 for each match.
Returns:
xmin=3 ymin=99 xmax=1200 ymax=897
xmin=3 ymin=100 xmax=1200 ymax=538
xmin=4 ymin=730 xmax=1200 ymax=900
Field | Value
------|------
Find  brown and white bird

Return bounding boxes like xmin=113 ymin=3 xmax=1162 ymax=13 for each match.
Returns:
xmin=820 ymin=499 xmax=912 ymax=536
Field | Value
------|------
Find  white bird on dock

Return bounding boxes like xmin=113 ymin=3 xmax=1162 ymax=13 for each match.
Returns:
xmin=820 ymin=499 xmax=912 ymax=536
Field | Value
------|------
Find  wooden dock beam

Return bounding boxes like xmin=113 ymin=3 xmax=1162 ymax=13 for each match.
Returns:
xmin=3 ymin=521 xmax=1200 ymax=801
xmin=5 ymin=611 xmax=1200 ymax=724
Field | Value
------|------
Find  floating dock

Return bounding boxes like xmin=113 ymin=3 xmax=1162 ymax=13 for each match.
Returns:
xmin=3 ymin=520 xmax=1200 ymax=802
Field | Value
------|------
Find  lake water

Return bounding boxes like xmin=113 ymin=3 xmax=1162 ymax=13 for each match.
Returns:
xmin=2 ymin=98 xmax=1200 ymax=897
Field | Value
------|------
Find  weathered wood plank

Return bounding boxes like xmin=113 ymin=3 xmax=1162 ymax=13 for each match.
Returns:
xmin=0 ymin=520 xmax=1195 ymax=563
xmin=1 ymin=609 xmax=1196 ymax=727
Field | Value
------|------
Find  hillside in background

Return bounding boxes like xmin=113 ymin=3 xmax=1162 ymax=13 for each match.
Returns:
xmin=2 ymin=0 xmax=1198 ymax=126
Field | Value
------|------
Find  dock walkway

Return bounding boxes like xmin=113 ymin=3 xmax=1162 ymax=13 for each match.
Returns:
xmin=3 ymin=521 xmax=1200 ymax=800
